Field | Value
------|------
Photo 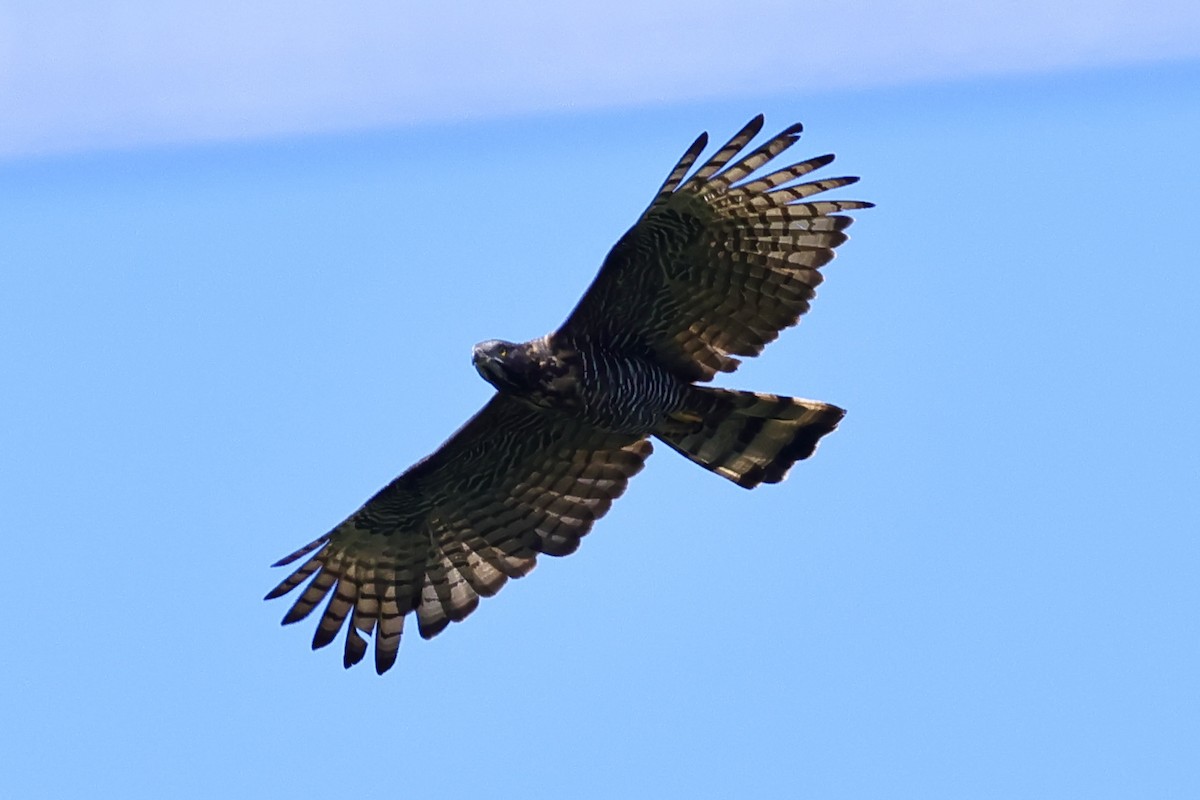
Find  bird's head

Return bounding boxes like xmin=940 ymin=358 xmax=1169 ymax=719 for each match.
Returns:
xmin=472 ymin=339 xmax=535 ymax=394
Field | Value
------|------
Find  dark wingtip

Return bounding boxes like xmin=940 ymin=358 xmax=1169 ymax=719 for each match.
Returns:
xmin=269 ymin=535 xmax=329 ymax=568
xmin=343 ymin=632 xmax=367 ymax=669
xmin=281 ymin=604 xmax=309 ymax=625
xmin=743 ymin=115 xmax=766 ymax=140
xmin=312 ymin=628 xmax=337 ymax=651
xmin=781 ymin=121 xmax=804 ymax=138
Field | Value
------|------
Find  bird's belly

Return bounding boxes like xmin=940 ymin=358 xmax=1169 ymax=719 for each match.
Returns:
xmin=573 ymin=351 xmax=687 ymax=434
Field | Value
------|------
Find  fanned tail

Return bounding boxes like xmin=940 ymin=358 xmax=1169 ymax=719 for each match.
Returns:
xmin=654 ymin=387 xmax=844 ymax=489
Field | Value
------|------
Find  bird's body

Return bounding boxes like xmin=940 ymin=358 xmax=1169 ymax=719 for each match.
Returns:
xmin=474 ymin=336 xmax=689 ymax=433
xmin=267 ymin=116 xmax=871 ymax=673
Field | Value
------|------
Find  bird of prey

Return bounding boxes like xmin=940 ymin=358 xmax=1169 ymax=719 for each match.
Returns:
xmin=266 ymin=115 xmax=871 ymax=673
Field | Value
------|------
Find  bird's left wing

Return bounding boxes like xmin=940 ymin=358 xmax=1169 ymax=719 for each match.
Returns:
xmin=266 ymin=393 xmax=651 ymax=674
xmin=560 ymin=115 xmax=872 ymax=382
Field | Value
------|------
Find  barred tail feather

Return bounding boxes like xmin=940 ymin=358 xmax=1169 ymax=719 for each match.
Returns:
xmin=654 ymin=387 xmax=844 ymax=489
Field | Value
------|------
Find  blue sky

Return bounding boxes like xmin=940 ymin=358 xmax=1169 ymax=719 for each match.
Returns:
xmin=2 ymin=5 xmax=1200 ymax=799
xmin=4 ymin=1 xmax=1200 ymax=158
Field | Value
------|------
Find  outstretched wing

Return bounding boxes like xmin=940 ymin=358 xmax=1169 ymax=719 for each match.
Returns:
xmin=266 ymin=394 xmax=651 ymax=674
xmin=560 ymin=115 xmax=872 ymax=382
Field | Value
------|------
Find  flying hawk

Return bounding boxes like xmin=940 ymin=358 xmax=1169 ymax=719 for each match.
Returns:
xmin=266 ymin=115 xmax=871 ymax=673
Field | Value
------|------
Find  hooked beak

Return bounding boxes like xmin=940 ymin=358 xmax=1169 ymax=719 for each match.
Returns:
xmin=472 ymin=344 xmax=505 ymax=383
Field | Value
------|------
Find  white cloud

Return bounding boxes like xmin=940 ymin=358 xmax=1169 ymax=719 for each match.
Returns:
xmin=1 ymin=0 xmax=1198 ymax=159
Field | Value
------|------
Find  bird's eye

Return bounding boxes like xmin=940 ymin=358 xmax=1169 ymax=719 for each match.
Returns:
xmin=498 ymin=347 xmax=508 ymax=357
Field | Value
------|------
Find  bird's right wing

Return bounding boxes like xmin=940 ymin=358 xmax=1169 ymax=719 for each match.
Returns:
xmin=560 ymin=115 xmax=872 ymax=382
xmin=265 ymin=393 xmax=651 ymax=674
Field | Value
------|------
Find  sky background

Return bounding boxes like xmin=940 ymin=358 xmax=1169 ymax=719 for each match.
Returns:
xmin=3 ymin=3 xmax=1199 ymax=798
